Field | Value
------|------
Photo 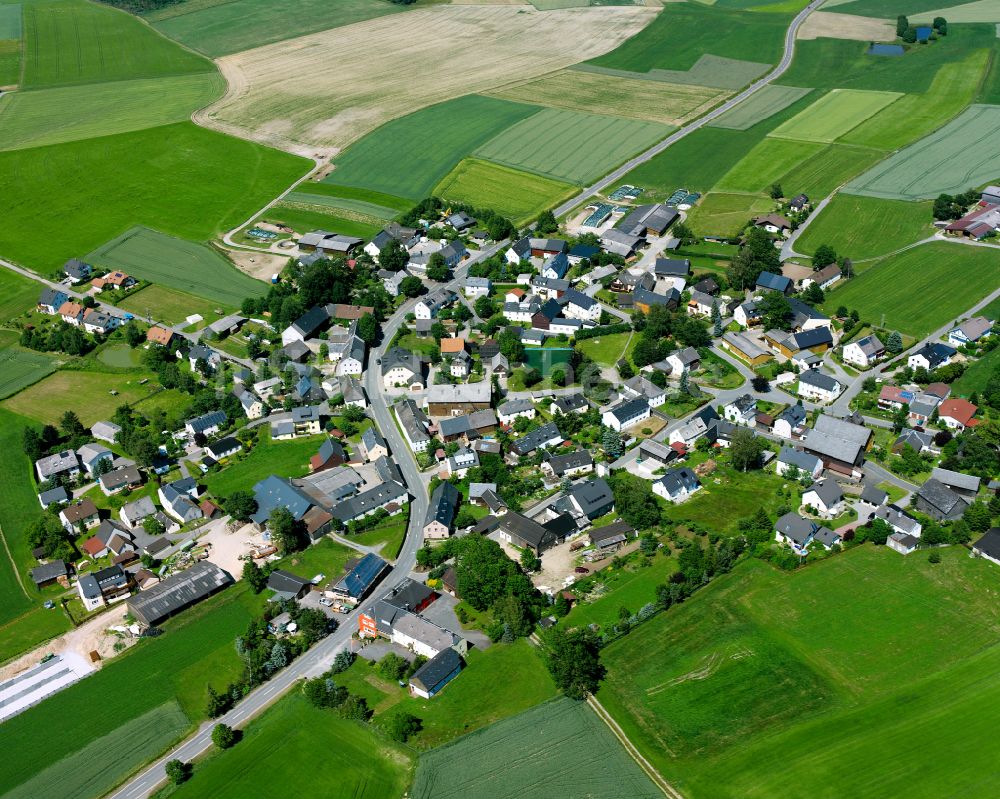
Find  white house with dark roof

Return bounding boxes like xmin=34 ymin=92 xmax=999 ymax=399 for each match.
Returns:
xmin=496 ymin=399 xmax=536 ymax=426
xmin=776 ymin=447 xmax=822 ymax=479
xmin=666 ymin=347 xmax=701 ymax=375
xmin=797 ymin=370 xmax=842 ymax=403
xmin=842 ymin=334 xmax=885 ymax=368
xmin=948 ymin=316 xmax=992 ymax=348
xmin=801 ymin=480 xmax=844 ymax=517
xmin=601 ymin=397 xmax=651 ymax=432
xmin=652 ymin=467 xmax=700 ymax=502
xmin=723 ymin=394 xmax=757 ymax=426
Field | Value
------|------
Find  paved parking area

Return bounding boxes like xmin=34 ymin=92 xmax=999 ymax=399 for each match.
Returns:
xmin=421 ymin=592 xmax=491 ymax=650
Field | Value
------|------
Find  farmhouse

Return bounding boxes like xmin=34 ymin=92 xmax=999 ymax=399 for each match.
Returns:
xmin=566 ymin=477 xmax=615 ymax=521
xmin=479 ymin=511 xmax=568 ymax=556
xmin=424 ymin=481 xmax=459 ymax=540
xmin=801 ymin=414 xmax=871 ymax=476
xmin=946 ymin=203 xmax=1000 ymax=240
xmin=589 ymin=520 xmax=636 ymax=555
xmin=382 ymin=347 xmax=424 ymax=391
xmin=127 ymin=561 xmax=232 ymax=627
xmin=618 ymin=203 xmax=677 ymax=237
xmin=930 ymin=467 xmax=981 ymax=497
xmin=722 ymin=331 xmax=772 ymax=366
xmin=396 ymin=399 xmax=431 ymax=452
xmin=425 ymin=382 xmax=491 ymax=417
xmin=601 ymin=228 xmax=643 ymax=258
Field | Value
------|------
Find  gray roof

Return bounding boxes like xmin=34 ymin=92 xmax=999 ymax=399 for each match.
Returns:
xmin=916 ymin=478 xmax=967 ymax=516
xmin=657 ymin=467 xmax=699 ymax=497
xmin=973 ymin=527 xmax=1000 ymax=560
xmin=545 ymin=450 xmax=594 ymax=476
xmin=551 ymin=393 xmax=588 ymax=413
xmin=799 ymin=370 xmax=841 ymax=392
xmin=497 ymin=398 xmax=534 ymax=416
xmin=38 ymin=486 xmax=70 ymax=506
xmin=930 ymin=467 xmax=980 ymax=493
xmin=853 ymin=334 xmax=884 ymax=358
xmin=859 ymin=484 xmax=888 ymax=506
xmin=127 ymin=562 xmax=231 ymax=626
xmin=251 ymin=475 xmax=315 ymax=525
xmin=778 ymin=447 xmax=820 ymax=473
xmin=875 ymin=505 xmax=920 ymax=535
xmin=511 ymin=422 xmax=563 ymax=455
xmin=30 ymin=560 xmax=67 ymax=585
xmin=121 ymin=495 xmax=157 ymax=525
xmin=395 ymin=399 xmax=430 ymax=444
xmin=606 ymin=397 xmax=649 ymax=425
xmin=381 ymin=346 xmax=422 ymax=377
xmin=955 ymin=316 xmax=992 ymax=341
xmin=36 ymin=450 xmax=80 ymax=479
xmin=569 ymin=477 xmax=614 ymax=518
xmin=409 ymin=647 xmax=462 ymax=694
xmin=806 ymin=480 xmax=843 ymax=507
xmin=187 ymin=410 xmax=226 ymax=434
xmin=332 ymin=481 xmax=407 ymax=522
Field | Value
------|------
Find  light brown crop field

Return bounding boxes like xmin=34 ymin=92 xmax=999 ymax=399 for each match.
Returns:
xmin=489 ymin=68 xmax=729 ymax=126
xmin=202 ymin=4 xmax=656 ymax=155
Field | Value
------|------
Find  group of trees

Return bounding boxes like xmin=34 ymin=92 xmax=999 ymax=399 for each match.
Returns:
xmin=607 ymin=471 xmax=663 ymax=530
xmin=630 ymin=303 xmax=710 ymax=369
xmin=933 ymin=187 xmax=980 ymax=221
xmin=728 ymin=227 xmax=781 ymax=291
xmin=20 ymin=321 xmax=95 ymax=355
xmin=897 ymin=14 xmax=946 ymax=43
xmin=416 ymin=533 xmax=546 ymax=641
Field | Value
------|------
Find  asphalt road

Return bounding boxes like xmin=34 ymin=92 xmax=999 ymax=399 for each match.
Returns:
xmin=552 ymin=0 xmax=825 ymax=218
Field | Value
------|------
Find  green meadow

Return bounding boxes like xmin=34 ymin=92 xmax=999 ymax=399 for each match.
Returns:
xmin=324 ymin=95 xmax=538 ymax=201
xmin=599 ymin=546 xmax=1000 ymax=798
xmin=821 ymin=242 xmax=1000 ymax=336
xmin=87 ymin=227 xmax=266 ymax=306
xmin=796 ymin=195 xmax=933 ymax=260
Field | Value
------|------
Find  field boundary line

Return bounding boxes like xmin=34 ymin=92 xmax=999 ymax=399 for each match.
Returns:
xmin=0 ymin=523 xmax=29 ymax=600
xmin=586 ymin=694 xmax=684 ymax=799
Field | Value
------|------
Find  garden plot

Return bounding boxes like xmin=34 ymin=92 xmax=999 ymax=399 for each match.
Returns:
xmin=845 ymin=104 xmax=1000 ymax=199
xmin=411 ymin=697 xmax=662 ymax=799
xmin=204 ymin=4 xmax=656 ymax=154
xmin=491 ymin=68 xmax=725 ymax=126
xmin=769 ymin=88 xmax=902 ymax=143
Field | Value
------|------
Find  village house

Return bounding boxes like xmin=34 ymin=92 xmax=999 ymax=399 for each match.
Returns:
xmin=938 ymin=398 xmax=978 ymax=431
xmin=754 ymin=214 xmax=792 ymax=236
xmin=381 ymin=346 xmax=424 ymax=391
xmin=423 ymin=482 xmax=459 ymax=539
xmin=415 ymin=289 xmax=455 ymax=320
xmin=159 ymin=477 xmax=202 ymax=524
xmin=395 ymin=399 xmax=431 ymax=453
xmin=463 ymin=276 xmax=491 ymax=299
xmin=913 ymin=478 xmax=968 ymax=521
xmin=602 ymin=397 xmax=651 ymax=432
xmin=776 ymin=447 xmax=822 ymax=479
xmin=550 ymin=393 xmax=589 ymax=415
xmin=652 ymin=467 xmax=700 ymax=502
xmin=801 ymin=480 xmax=844 ymax=517
xmin=496 ymin=399 xmax=536 ymax=426
xmin=797 ymin=370 xmax=842 ymax=403
xmin=666 ymin=347 xmax=701 ymax=375
xmin=722 ymin=331 xmax=772 ymax=366
xmin=426 ymin=382 xmax=491 ymax=418
xmin=948 ymin=316 xmax=992 ymax=348
xmin=930 ymin=467 xmax=981 ymax=497
xmin=972 ymin=528 xmax=1000 ymax=567
xmin=185 ymin=410 xmax=226 ymax=439
xmin=409 ymin=649 xmax=464 ymax=699
xmin=621 ymin=376 xmax=666 ymax=408
xmin=78 ymin=564 xmax=131 ymax=612
xmin=99 ymin=465 xmax=142 ymax=496
xmin=92 ymin=271 xmax=135 ymax=291
xmin=510 ymin=422 xmax=564 ymax=458
xmin=801 ymin=414 xmax=870 ymax=477
xmin=63 ymin=258 xmax=92 ymax=283
xmin=60 ymin=499 xmax=100 ymax=532
xmin=773 ymin=405 xmax=808 ymax=439
xmin=541 ymin=450 xmax=594 ymax=480
xmin=842 ymin=334 xmax=885 ymax=368
xmin=908 ymin=342 xmax=956 ymax=371
xmin=723 ymin=395 xmax=757 ymax=426
xmin=774 ymin=512 xmax=840 ymax=554
xmin=755 ymin=271 xmax=793 ymax=294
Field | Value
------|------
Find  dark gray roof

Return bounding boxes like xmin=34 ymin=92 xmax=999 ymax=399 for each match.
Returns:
xmin=187 ymin=410 xmax=226 ymax=434
xmin=657 ymin=467 xmax=699 ymax=497
xmin=332 ymin=553 xmax=389 ymax=599
xmin=799 ymin=370 xmax=840 ymax=392
xmin=409 ymin=647 xmax=462 ymax=693
xmin=425 ymin=481 xmax=459 ymax=529
xmin=775 ymin=512 xmax=815 ymax=546
xmin=569 ymin=477 xmax=614 ymax=518
xmin=38 ymin=486 xmax=69 ymax=506
xmin=267 ymin=569 xmax=311 ymax=594
xmin=332 ymin=481 xmax=407 ymax=522
xmin=511 ymin=422 xmax=562 ymax=456
xmin=930 ymin=467 xmax=981 ymax=493
xmin=607 ymin=397 xmax=649 ymax=424
xmin=974 ymin=527 xmax=1000 ymax=560
xmin=859 ymin=484 xmax=888 ymax=506
xmin=30 ymin=559 xmax=67 ymax=585
xmin=127 ymin=562 xmax=231 ymax=626
xmin=251 ymin=475 xmax=315 ymax=525
xmin=916 ymin=478 xmax=966 ymax=516
xmin=545 ymin=450 xmax=593 ymax=476
xmin=756 ymin=271 xmax=791 ymax=292
xmin=551 ymin=393 xmax=588 ymax=413
xmin=806 ymin=480 xmax=842 ymax=507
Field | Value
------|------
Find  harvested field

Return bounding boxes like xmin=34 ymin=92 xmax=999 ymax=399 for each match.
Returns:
xmin=412 ymin=697 xmax=662 ymax=799
xmin=0 ymin=72 xmax=224 ymax=151
xmin=574 ymin=53 xmax=772 ymax=90
xmin=797 ymin=10 xmax=896 ymax=40
xmin=709 ymin=84 xmax=813 ymax=130
xmin=714 ymin=138 xmax=824 ymax=193
xmin=906 ymin=0 xmax=1000 ymax=22
xmin=491 ymin=68 xmax=725 ymax=125
xmin=86 ymin=226 xmax=266 ymax=306
xmin=323 ymin=95 xmax=538 ymax=200
xmin=433 ymin=158 xmax=575 ymax=223
xmin=474 ymin=108 xmax=670 ymax=184
xmin=204 ymin=4 xmax=656 ymax=153
xmin=846 ymin=103 xmax=1000 ymax=199
xmin=769 ymin=88 xmax=902 ymax=143
xmin=225 ymin=248 xmax=290 ymax=282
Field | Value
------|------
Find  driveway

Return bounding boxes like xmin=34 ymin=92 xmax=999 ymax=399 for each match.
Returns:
xmin=421 ymin=593 xmax=491 ymax=651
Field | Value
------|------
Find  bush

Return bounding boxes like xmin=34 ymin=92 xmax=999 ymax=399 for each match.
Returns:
xmin=376 ymin=652 xmax=408 ymax=682
xmin=385 ymin=711 xmax=422 ymax=742
xmin=928 ymin=551 xmax=942 ymax=564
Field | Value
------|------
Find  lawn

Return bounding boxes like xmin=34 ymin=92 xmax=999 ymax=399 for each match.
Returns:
xmin=0 ymin=122 xmax=309 ymax=272
xmin=714 ymin=138 xmax=824 ymax=193
xmin=846 ymin=104 xmax=1000 ymax=200
xmin=673 ymin=464 xmax=789 ymax=536
xmin=324 ymin=94 xmax=539 ymax=201
xmin=796 ymin=195 xmax=934 ymax=260
xmin=473 ymin=108 xmax=670 ymax=185
xmin=821 ymin=242 xmax=1000 ymax=336
xmin=564 ymin=551 xmax=678 ymax=632
xmin=412 ymin=697 xmax=662 ymax=799
xmin=709 ymin=84 xmax=813 ymax=130
xmin=285 ymin=181 xmax=411 ymax=214
xmin=352 ymin=518 xmax=408 ymax=559
xmin=599 ymin=545 xmax=1000 ymax=797
xmin=20 ymin=0 xmax=212 ymax=89
xmin=336 ymin=638 xmax=557 ymax=749
xmin=768 ymin=89 xmax=903 ymax=143
xmin=164 ymin=694 xmax=413 ymax=798
xmin=117 ymin=284 xmax=233 ymax=328
xmin=0 ymin=266 xmax=43 ymax=321
xmin=148 ymin=0 xmax=409 ymax=57
xmin=433 ymin=159 xmax=575 ymax=225
xmin=2 ymin=368 xmax=166 ymax=426
xmin=686 ymin=192 xmax=775 ymax=238
xmin=952 ymin=344 xmax=1000 ymax=396
xmin=587 ymin=3 xmax=791 ymax=72
xmin=87 ymin=227 xmax=266 ymax=306
xmin=575 ymin=332 xmax=633 ymax=366
xmin=0 ymin=584 xmax=258 ymax=797
xmin=0 ymin=72 xmax=224 ymax=151
xmin=203 ymin=429 xmax=326 ymax=500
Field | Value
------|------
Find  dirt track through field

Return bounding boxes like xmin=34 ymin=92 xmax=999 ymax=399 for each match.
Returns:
xmin=199 ymin=4 xmax=656 ymax=155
